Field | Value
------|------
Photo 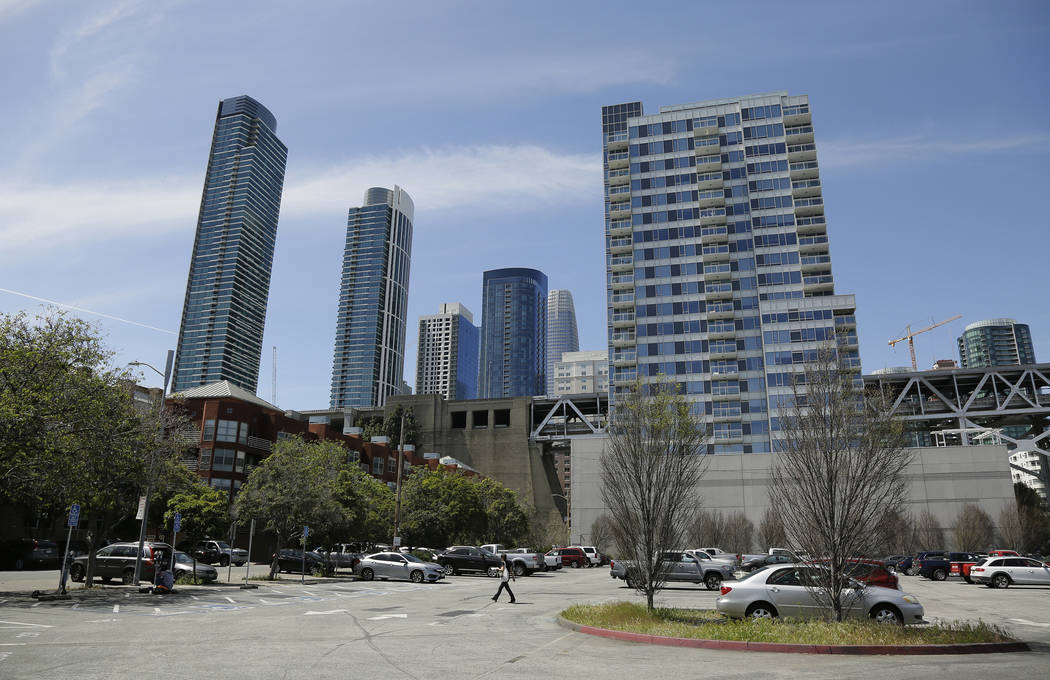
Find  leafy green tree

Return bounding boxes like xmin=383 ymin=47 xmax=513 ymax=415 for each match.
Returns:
xmin=234 ymin=437 xmax=352 ymax=572
xmin=164 ymin=483 xmax=229 ymax=582
xmin=476 ymin=477 xmax=531 ymax=545
xmin=399 ymin=467 xmax=487 ymax=547
xmin=356 ymin=405 xmax=419 ymax=448
xmin=335 ymin=465 xmax=394 ymax=544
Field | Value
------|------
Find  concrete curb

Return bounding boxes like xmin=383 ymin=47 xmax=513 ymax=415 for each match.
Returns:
xmin=555 ymin=616 xmax=1030 ymax=655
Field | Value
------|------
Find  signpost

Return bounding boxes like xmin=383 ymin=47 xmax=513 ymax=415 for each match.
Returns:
xmin=58 ymin=503 xmax=80 ymax=594
xmin=301 ymin=526 xmax=310 ymax=584
xmin=170 ymin=512 xmax=181 ymax=574
xmin=241 ymin=518 xmax=257 ymax=589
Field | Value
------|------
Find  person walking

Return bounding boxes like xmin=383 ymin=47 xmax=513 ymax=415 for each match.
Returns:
xmin=492 ymin=554 xmax=516 ymax=603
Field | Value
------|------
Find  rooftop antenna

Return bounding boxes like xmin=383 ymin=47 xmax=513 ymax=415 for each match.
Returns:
xmin=272 ymin=346 xmax=277 ymax=405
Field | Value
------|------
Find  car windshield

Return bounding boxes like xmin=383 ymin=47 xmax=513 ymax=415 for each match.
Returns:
xmin=216 ymin=542 xmax=231 ymax=550
xmin=175 ymin=552 xmax=194 ymax=565
xmin=479 ymin=547 xmax=496 ymax=556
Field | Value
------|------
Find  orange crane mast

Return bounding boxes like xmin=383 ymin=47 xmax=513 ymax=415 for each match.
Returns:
xmin=888 ymin=315 xmax=963 ymax=370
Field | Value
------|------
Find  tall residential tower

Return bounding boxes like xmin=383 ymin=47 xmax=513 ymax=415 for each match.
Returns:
xmin=330 ymin=186 xmax=414 ymax=409
xmin=602 ymin=93 xmax=859 ymax=453
xmin=546 ymin=289 xmax=580 ymax=395
xmin=416 ymin=303 xmax=479 ymax=400
xmin=957 ymin=319 xmax=1036 ymax=368
xmin=478 ymin=268 xmax=548 ymax=398
xmin=172 ymin=95 xmax=288 ymax=394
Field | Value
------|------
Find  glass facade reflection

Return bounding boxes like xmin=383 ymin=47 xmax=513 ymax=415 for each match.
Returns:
xmin=479 ymin=268 xmax=548 ymax=398
xmin=602 ymin=93 xmax=860 ymax=453
xmin=957 ymin=319 xmax=1036 ymax=368
xmin=172 ymin=95 xmax=287 ymax=394
xmin=416 ymin=303 xmax=479 ymax=400
xmin=330 ymin=186 xmax=414 ymax=409
xmin=546 ymin=290 xmax=580 ymax=395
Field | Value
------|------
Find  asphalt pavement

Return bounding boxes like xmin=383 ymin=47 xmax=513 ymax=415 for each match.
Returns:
xmin=0 ymin=565 xmax=1046 ymax=679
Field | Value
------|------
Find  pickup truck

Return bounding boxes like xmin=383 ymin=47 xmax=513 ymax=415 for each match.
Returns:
xmin=916 ymin=552 xmax=981 ymax=581
xmin=316 ymin=544 xmax=362 ymax=571
xmin=179 ymin=539 xmax=248 ymax=567
xmin=691 ymin=548 xmax=738 ymax=565
xmin=480 ymin=544 xmax=545 ymax=576
xmin=511 ymin=547 xmax=560 ymax=571
xmin=610 ymin=550 xmax=736 ymax=590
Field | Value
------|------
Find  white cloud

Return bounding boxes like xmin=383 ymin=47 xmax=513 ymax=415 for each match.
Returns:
xmin=820 ymin=134 xmax=1050 ymax=168
xmin=0 ymin=0 xmax=41 ymax=23
xmin=0 ymin=144 xmax=601 ymax=256
xmin=49 ymin=0 xmax=147 ymax=78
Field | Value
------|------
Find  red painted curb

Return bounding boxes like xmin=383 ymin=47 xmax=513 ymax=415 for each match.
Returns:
xmin=556 ymin=617 xmax=1030 ymax=655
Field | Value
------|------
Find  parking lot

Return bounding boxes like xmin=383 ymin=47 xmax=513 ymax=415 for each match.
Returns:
xmin=0 ymin=566 xmax=1047 ymax=679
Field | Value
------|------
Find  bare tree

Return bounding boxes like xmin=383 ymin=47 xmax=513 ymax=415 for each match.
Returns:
xmin=723 ymin=512 xmax=754 ymax=554
xmin=590 ymin=514 xmax=614 ymax=557
xmin=953 ymin=503 xmax=994 ymax=552
xmin=688 ymin=509 xmax=727 ymax=548
xmin=916 ymin=509 xmax=945 ymax=550
xmin=872 ymin=508 xmax=919 ymax=557
xmin=998 ymin=505 xmax=1024 ymax=552
xmin=601 ymin=379 xmax=707 ymax=611
xmin=768 ymin=344 xmax=910 ymax=621
xmin=757 ymin=508 xmax=786 ymax=551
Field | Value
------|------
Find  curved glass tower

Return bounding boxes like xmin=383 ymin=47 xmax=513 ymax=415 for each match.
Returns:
xmin=479 ymin=268 xmax=548 ymax=398
xmin=546 ymin=290 xmax=580 ymax=395
xmin=330 ymin=186 xmax=414 ymax=409
xmin=957 ymin=319 xmax=1036 ymax=368
xmin=172 ymin=95 xmax=287 ymax=394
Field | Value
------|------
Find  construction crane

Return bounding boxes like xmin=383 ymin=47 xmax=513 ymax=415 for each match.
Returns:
xmin=888 ymin=315 xmax=963 ymax=370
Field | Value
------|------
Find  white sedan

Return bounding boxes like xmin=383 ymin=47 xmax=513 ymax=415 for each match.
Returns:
xmin=715 ymin=564 xmax=924 ymax=625
xmin=971 ymin=556 xmax=1050 ymax=588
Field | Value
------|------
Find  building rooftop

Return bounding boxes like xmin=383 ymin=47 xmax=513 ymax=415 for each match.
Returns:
xmin=170 ymin=380 xmax=280 ymax=411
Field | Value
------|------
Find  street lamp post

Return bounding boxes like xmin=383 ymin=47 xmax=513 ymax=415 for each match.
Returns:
xmin=552 ymin=493 xmax=571 ymax=545
xmin=129 ymin=350 xmax=174 ymax=586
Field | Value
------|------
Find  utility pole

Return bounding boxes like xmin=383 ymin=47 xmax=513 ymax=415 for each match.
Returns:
xmin=392 ymin=410 xmax=406 ymax=548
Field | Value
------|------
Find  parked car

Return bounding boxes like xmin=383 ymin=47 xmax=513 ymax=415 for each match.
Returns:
xmin=68 ymin=542 xmax=172 ymax=584
xmin=0 ymin=538 xmax=61 ymax=570
xmin=715 ymin=564 xmax=924 ymax=624
xmin=882 ymin=555 xmax=909 ymax=572
xmin=971 ymin=556 xmax=1050 ymax=588
xmin=740 ymin=554 xmax=792 ymax=573
xmin=171 ymin=551 xmax=218 ymax=583
xmin=551 ymin=547 xmax=588 ymax=569
xmin=987 ymin=549 xmax=1020 ymax=557
xmin=316 ymin=544 xmax=361 ymax=571
xmin=574 ymin=545 xmax=602 ymax=567
xmin=691 ymin=548 xmax=739 ymax=567
xmin=355 ymin=552 xmax=445 ymax=583
xmin=272 ymin=549 xmax=324 ymax=574
xmin=904 ymin=551 xmax=946 ymax=576
xmin=611 ymin=551 xmax=736 ymax=590
xmin=530 ymin=549 xmax=562 ymax=570
xmin=177 ymin=539 xmax=248 ymax=566
xmin=436 ymin=546 xmax=502 ymax=576
xmin=916 ymin=552 xmax=981 ymax=581
xmin=480 ymin=544 xmax=545 ymax=575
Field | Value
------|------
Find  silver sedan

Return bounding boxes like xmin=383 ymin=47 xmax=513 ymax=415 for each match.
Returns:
xmin=354 ymin=552 xmax=445 ymax=583
xmin=716 ymin=564 xmax=924 ymax=625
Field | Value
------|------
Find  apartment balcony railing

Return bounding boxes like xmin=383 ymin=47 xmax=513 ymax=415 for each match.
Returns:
xmin=696 ymin=171 xmax=723 ymax=188
xmin=789 ymin=160 xmax=819 ymax=179
xmin=787 ymin=143 xmax=817 ymax=161
xmin=785 ymin=125 xmax=814 ymax=144
xmin=607 ymin=150 xmax=630 ymax=168
xmin=695 ymin=154 xmax=722 ymax=170
xmin=246 ymin=435 xmax=273 ymax=451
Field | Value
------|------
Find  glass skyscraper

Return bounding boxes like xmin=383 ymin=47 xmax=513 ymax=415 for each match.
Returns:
xmin=416 ymin=303 xmax=479 ymax=400
xmin=479 ymin=268 xmax=548 ymax=399
xmin=330 ymin=186 xmax=414 ymax=409
xmin=546 ymin=289 xmax=580 ymax=395
xmin=602 ymin=92 xmax=860 ymax=453
xmin=957 ymin=319 xmax=1036 ymax=367
xmin=172 ymin=95 xmax=287 ymax=394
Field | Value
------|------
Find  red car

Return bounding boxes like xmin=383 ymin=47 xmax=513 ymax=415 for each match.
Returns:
xmin=813 ymin=559 xmax=898 ymax=589
xmin=552 ymin=547 xmax=588 ymax=568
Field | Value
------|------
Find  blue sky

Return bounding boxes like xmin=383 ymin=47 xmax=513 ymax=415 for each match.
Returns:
xmin=1 ymin=0 xmax=1047 ymax=409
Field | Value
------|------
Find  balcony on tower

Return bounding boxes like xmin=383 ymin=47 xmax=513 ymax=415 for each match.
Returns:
xmin=698 ymin=189 xmax=726 ymax=207
xmin=609 ymin=236 xmax=633 ymax=254
xmin=609 ymin=272 xmax=634 ymax=290
xmin=693 ymin=117 xmax=719 ymax=137
xmin=699 ymin=206 xmax=728 ymax=225
xmin=700 ymin=225 xmax=729 ymax=244
xmin=609 ymin=200 xmax=631 ymax=217
xmin=800 ymin=254 xmax=832 ymax=272
xmin=782 ymin=104 xmax=811 ymax=126
xmin=789 ymin=160 xmax=819 ymax=180
xmin=609 ymin=253 xmax=633 ymax=272
xmin=607 ymin=167 xmax=631 ymax=186
xmin=797 ymin=234 xmax=829 ymax=254
xmin=611 ymin=309 xmax=635 ymax=327
xmin=696 ymin=171 xmax=724 ymax=190
xmin=612 ymin=348 xmax=637 ymax=367
xmin=791 ymin=178 xmax=822 ymax=199
xmin=695 ymin=153 xmax=722 ymax=172
xmin=794 ymin=197 xmax=824 ymax=217
xmin=609 ymin=216 xmax=633 ymax=237
xmin=607 ymin=149 xmax=630 ymax=169
xmin=703 ymin=262 xmax=732 ymax=281
xmin=705 ymin=300 xmax=735 ymax=320
xmin=701 ymin=243 xmax=730 ymax=263
xmin=707 ymin=320 xmax=737 ymax=340
xmin=609 ymin=290 xmax=635 ymax=308
xmin=704 ymin=280 xmax=734 ymax=301
xmin=803 ymin=272 xmax=835 ymax=294
xmin=785 ymin=125 xmax=814 ymax=145
xmin=787 ymin=143 xmax=817 ymax=162
xmin=611 ymin=329 xmax=636 ymax=347
xmin=605 ymin=131 xmax=629 ymax=151
xmin=709 ymin=339 xmax=738 ymax=360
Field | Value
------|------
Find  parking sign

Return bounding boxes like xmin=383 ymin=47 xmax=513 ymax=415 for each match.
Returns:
xmin=67 ymin=503 xmax=80 ymax=527
xmin=173 ymin=512 xmax=182 ymax=533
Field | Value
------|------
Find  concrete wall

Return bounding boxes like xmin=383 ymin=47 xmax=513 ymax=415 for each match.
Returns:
xmin=570 ymin=438 xmax=1015 ymax=548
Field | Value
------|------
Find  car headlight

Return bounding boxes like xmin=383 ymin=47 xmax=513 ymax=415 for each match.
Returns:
xmin=901 ymin=595 xmax=919 ymax=604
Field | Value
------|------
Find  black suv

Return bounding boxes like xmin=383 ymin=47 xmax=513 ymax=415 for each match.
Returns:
xmin=436 ymin=546 xmax=502 ymax=576
xmin=272 ymin=549 xmax=324 ymax=574
xmin=69 ymin=542 xmax=172 ymax=584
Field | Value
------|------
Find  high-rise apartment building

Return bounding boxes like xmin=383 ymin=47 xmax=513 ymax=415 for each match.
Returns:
xmin=546 ymin=290 xmax=580 ymax=395
xmin=416 ymin=303 xmax=479 ymax=400
xmin=550 ymin=350 xmax=609 ymax=396
xmin=602 ymin=92 xmax=860 ymax=453
xmin=479 ymin=268 xmax=548 ymax=398
xmin=330 ymin=186 xmax=414 ymax=409
xmin=957 ymin=319 xmax=1036 ymax=368
xmin=172 ymin=95 xmax=288 ymax=394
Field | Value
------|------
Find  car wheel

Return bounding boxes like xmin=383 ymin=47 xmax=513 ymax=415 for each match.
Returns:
xmin=745 ymin=602 xmax=778 ymax=620
xmin=410 ymin=570 xmax=424 ymax=583
xmin=992 ymin=573 xmax=1011 ymax=589
xmin=870 ymin=604 xmax=903 ymax=625
xmin=625 ymin=577 xmax=634 ymax=589
xmin=904 ymin=567 xmax=916 ymax=576
xmin=69 ymin=564 xmax=85 ymax=582
xmin=963 ymin=575 xmax=972 ymax=584
xmin=704 ymin=573 xmax=722 ymax=591
xmin=571 ymin=560 xmax=580 ymax=568
xmin=361 ymin=568 xmax=374 ymax=581
xmin=219 ymin=556 xmax=230 ymax=567
xmin=122 ymin=568 xmax=135 ymax=585
xmin=932 ymin=568 xmax=947 ymax=581
xmin=513 ymin=562 xmax=525 ymax=577
xmin=442 ymin=563 xmax=455 ymax=576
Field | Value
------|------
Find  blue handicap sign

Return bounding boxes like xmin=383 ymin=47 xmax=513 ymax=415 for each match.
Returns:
xmin=303 ymin=525 xmax=310 ymax=538
xmin=67 ymin=504 xmax=80 ymax=527
xmin=173 ymin=512 xmax=182 ymax=533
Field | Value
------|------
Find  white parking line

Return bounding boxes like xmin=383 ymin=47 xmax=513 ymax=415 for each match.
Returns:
xmin=1009 ymin=618 xmax=1050 ymax=628
xmin=112 ymin=605 xmax=119 ymax=613
xmin=0 ymin=643 xmax=27 ymax=646
xmin=225 ymin=597 xmax=236 ymax=604
xmin=0 ymin=621 xmax=52 ymax=628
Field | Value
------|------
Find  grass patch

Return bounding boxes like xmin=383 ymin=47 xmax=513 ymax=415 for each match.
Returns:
xmin=561 ymin=602 xmax=1014 ymax=645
